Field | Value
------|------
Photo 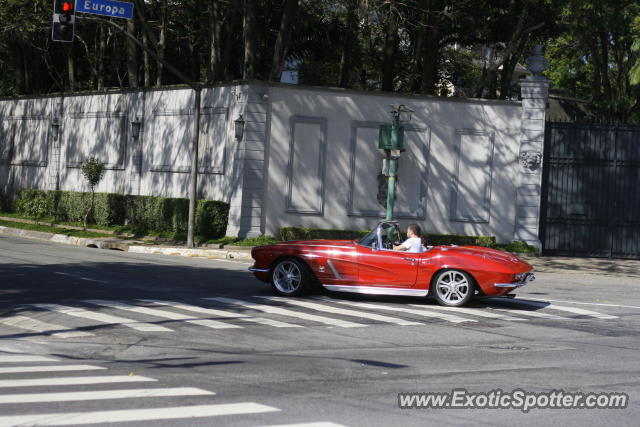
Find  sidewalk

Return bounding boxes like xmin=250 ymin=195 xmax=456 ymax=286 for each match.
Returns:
xmin=2 ymin=224 xmax=639 ymax=275
xmin=520 ymin=255 xmax=640 ymax=277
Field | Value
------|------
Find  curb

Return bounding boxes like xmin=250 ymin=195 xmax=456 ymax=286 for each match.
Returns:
xmin=128 ymin=246 xmax=252 ymax=260
xmin=0 ymin=226 xmax=133 ymax=251
xmin=0 ymin=225 xmax=253 ymax=261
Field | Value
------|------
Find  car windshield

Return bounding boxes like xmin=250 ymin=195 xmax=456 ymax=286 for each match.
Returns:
xmin=380 ymin=222 xmax=402 ymax=249
xmin=357 ymin=222 xmax=403 ymax=250
xmin=358 ymin=229 xmax=378 ymax=247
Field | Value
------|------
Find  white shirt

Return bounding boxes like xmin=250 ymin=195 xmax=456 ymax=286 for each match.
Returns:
xmin=402 ymin=237 xmax=424 ymax=253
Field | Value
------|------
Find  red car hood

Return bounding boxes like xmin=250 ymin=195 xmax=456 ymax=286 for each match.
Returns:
xmin=439 ymin=245 xmax=532 ymax=269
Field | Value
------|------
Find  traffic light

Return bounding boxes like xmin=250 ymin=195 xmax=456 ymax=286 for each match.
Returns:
xmin=52 ymin=1 xmax=76 ymax=42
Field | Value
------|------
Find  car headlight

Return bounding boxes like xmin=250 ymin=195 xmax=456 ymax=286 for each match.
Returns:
xmin=515 ymin=272 xmax=534 ymax=283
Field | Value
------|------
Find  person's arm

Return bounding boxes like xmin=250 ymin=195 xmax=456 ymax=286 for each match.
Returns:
xmin=394 ymin=238 xmax=411 ymax=251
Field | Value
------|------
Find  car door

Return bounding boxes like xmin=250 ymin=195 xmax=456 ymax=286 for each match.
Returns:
xmin=356 ymin=246 xmax=420 ymax=287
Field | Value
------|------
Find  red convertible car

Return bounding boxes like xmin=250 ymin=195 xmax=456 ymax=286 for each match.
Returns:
xmin=249 ymin=221 xmax=535 ymax=307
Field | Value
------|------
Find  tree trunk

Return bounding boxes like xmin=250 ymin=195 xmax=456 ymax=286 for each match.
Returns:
xmin=208 ymin=0 xmax=221 ymax=83
xmin=410 ymin=18 xmax=425 ymax=92
xmin=243 ymin=0 xmax=258 ymax=79
xmin=381 ymin=4 xmax=398 ymax=92
xmin=126 ymin=18 xmax=139 ymax=88
xmin=270 ymin=0 xmax=299 ymax=82
xmin=136 ymin=0 xmax=151 ymax=87
xmin=421 ymin=26 xmax=440 ymax=95
xmin=339 ymin=0 xmax=358 ymax=88
xmin=157 ymin=0 xmax=167 ymax=87
xmin=598 ymin=28 xmax=612 ymax=102
xmin=221 ymin=2 xmax=238 ymax=79
xmin=66 ymin=45 xmax=75 ymax=92
xmin=97 ymin=24 xmax=106 ymax=90
xmin=142 ymin=30 xmax=150 ymax=87
xmin=10 ymin=40 xmax=26 ymax=94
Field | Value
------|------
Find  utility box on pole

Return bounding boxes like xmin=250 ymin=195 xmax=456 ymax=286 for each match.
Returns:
xmin=378 ymin=124 xmax=404 ymax=150
xmin=377 ymin=104 xmax=414 ymax=220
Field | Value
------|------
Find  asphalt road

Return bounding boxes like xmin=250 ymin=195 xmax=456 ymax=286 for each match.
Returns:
xmin=1 ymin=235 xmax=639 ymax=427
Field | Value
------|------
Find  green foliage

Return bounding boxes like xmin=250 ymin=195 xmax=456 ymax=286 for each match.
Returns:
xmin=15 ymin=193 xmax=50 ymax=223
xmin=494 ymin=241 xmax=540 ymax=254
xmin=196 ymin=200 xmax=229 ymax=240
xmin=81 ymin=158 xmax=106 ymax=191
xmin=13 ymin=189 xmax=228 ymax=240
xmin=279 ymin=227 xmax=369 ymax=241
xmin=424 ymin=234 xmax=496 ymax=247
xmin=231 ymin=235 xmax=280 ymax=247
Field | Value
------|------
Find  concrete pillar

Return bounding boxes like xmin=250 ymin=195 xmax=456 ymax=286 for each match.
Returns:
xmin=47 ymin=99 xmax=63 ymax=191
xmin=514 ymin=45 xmax=551 ymax=249
xmin=226 ymin=84 xmax=269 ymax=239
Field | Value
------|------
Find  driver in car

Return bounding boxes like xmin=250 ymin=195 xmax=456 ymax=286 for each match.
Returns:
xmin=393 ymin=224 xmax=426 ymax=253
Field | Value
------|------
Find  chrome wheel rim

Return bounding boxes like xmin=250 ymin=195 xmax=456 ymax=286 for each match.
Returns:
xmin=273 ymin=261 xmax=302 ymax=294
xmin=436 ymin=271 xmax=470 ymax=304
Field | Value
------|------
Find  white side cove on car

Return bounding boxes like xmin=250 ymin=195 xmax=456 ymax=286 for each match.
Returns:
xmin=321 ymin=285 xmax=429 ymax=297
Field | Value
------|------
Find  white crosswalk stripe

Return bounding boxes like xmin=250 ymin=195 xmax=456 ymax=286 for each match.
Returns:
xmin=409 ymin=304 xmax=527 ymax=321
xmin=259 ymin=296 xmax=423 ymax=326
xmin=0 ymin=403 xmax=280 ymax=426
xmin=205 ymin=297 xmax=366 ymax=328
xmin=0 ymin=375 xmax=157 ymax=388
xmin=0 ymin=352 xmax=338 ymax=426
xmin=0 ymin=364 xmax=105 ymax=374
xmin=3 ymin=295 xmax=619 ymax=339
xmin=0 ymin=355 xmax=58 ymax=363
xmin=138 ymin=299 xmax=252 ymax=318
xmin=502 ymin=299 xmax=619 ymax=319
xmin=486 ymin=307 xmax=569 ymax=320
xmin=0 ymin=387 xmax=214 ymax=404
xmin=239 ymin=316 xmax=304 ymax=328
xmin=31 ymin=303 xmax=172 ymax=332
xmin=139 ymin=299 xmax=303 ymax=328
xmin=321 ymin=299 xmax=476 ymax=323
xmin=83 ymin=299 xmax=242 ymax=330
xmin=0 ymin=315 xmax=94 ymax=338
xmin=259 ymin=423 xmax=348 ymax=427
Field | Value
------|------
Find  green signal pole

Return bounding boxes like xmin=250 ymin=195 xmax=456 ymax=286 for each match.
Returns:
xmin=386 ymin=111 xmax=400 ymax=220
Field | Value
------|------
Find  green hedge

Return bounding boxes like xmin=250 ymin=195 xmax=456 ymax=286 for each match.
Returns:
xmin=280 ymin=227 xmax=369 ymax=241
xmin=279 ymin=226 xmax=497 ymax=248
xmin=13 ymin=189 xmax=229 ymax=239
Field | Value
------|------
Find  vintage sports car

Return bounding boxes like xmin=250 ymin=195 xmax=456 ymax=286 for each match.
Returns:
xmin=249 ymin=221 xmax=535 ymax=307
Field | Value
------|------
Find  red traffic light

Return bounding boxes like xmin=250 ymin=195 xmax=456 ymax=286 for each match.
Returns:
xmin=62 ymin=2 xmax=73 ymax=12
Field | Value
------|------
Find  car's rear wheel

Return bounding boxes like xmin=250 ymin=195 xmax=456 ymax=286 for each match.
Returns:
xmin=431 ymin=269 xmax=474 ymax=307
xmin=271 ymin=258 xmax=311 ymax=296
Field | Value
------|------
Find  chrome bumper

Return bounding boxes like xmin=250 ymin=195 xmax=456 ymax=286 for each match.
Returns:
xmin=495 ymin=273 xmax=535 ymax=288
xmin=249 ymin=267 xmax=270 ymax=273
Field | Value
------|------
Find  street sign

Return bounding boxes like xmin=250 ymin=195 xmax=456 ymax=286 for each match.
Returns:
xmin=77 ymin=0 xmax=134 ymax=20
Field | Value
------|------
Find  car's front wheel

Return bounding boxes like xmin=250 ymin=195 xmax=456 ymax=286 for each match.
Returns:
xmin=431 ymin=269 xmax=474 ymax=307
xmin=270 ymin=258 xmax=311 ymax=296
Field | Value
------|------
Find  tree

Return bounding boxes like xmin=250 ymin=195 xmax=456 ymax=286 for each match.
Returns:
xmin=80 ymin=157 xmax=105 ymax=230
xmin=630 ymin=15 xmax=640 ymax=86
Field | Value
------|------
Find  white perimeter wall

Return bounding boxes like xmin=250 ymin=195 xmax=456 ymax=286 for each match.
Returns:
xmin=0 ymin=83 xmax=530 ymax=243
xmin=266 ymin=86 xmax=523 ymax=243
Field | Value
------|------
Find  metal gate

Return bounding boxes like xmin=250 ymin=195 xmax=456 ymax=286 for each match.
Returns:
xmin=541 ymin=121 xmax=640 ymax=259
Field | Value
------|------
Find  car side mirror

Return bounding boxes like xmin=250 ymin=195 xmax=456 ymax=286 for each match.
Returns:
xmin=372 ymin=241 xmax=378 ymax=251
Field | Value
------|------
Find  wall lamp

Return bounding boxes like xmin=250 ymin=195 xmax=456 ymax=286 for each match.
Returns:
xmin=131 ymin=117 xmax=143 ymax=140
xmin=50 ymin=117 xmax=60 ymax=140
xmin=234 ymin=114 xmax=245 ymax=141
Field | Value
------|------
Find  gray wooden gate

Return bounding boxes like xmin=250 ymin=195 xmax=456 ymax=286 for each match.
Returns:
xmin=541 ymin=121 xmax=640 ymax=259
